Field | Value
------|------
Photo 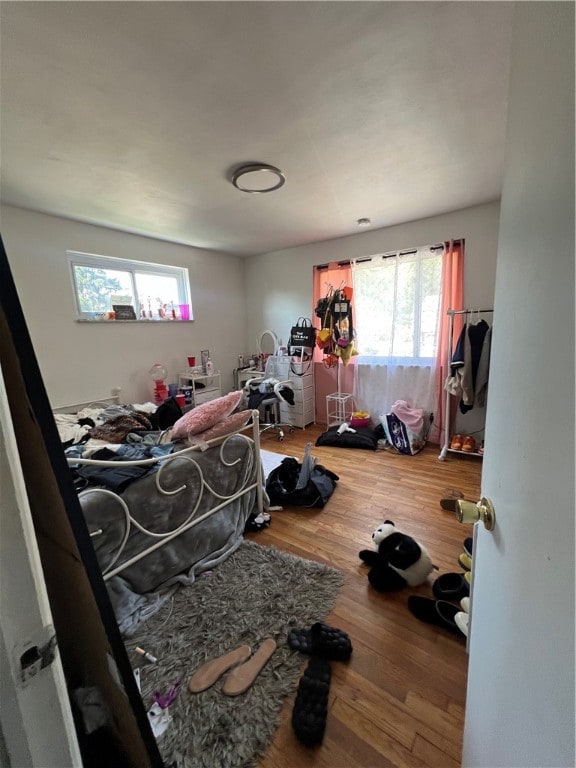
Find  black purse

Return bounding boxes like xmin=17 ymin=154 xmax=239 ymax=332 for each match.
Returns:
xmin=289 ymin=317 xmax=316 ymax=348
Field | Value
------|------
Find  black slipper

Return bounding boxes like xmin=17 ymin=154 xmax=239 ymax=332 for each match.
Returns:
xmin=291 ymin=656 xmax=331 ymax=746
xmin=463 ymin=537 xmax=473 ymax=557
xmin=432 ymin=572 xmax=470 ymax=601
xmin=408 ymin=596 xmax=464 ymax=637
xmin=287 ymin=622 xmax=352 ymax=661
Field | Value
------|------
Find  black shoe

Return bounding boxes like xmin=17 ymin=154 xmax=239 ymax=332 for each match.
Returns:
xmin=291 ymin=657 xmax=331 ymax=746
xmin=432 ymin=572 xmax=470 ymax=601
xmin=408 ymin=596 xmax=465 ymax=637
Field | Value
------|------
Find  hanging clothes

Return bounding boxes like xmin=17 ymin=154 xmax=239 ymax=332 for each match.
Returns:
xmin=444 ymin=319 xmax=491 ymax=412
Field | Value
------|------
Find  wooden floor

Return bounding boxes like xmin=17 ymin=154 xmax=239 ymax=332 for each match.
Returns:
xmin=246 ymin=424 xmax=483 ymax=768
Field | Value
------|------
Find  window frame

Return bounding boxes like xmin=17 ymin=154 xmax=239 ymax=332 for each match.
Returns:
xmin=351 ymin=246 xmax=443 ymax=366
xmin=67 ymin=251 xmax=192 ymax=321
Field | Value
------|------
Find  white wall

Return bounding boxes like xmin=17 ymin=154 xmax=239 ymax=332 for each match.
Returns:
xmin=1 ymin=206 xmax=247 ymax=406
xmin=1 ymin=200 xmax=500 ymax=416
xmin=245 ymin=201 xmax=500 ymax=433
xmin=244 ymin=201 xmax=500 ymax=348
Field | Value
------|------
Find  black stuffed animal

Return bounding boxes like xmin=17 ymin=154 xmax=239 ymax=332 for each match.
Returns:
xmin=359 ymin=520 xmax=435 ymax=592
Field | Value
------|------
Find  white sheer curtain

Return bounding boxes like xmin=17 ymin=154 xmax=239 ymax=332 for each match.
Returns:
xmin=351 ymin=246 xmax=442 ymax=420
xmin=353 ymin=362 xmax=437 ymax=420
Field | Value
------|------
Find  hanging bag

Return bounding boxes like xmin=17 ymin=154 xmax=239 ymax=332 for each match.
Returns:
xmin=315 ymin=287 xmax=333 ymax=319
xmin=289 ymin=317 xmax=316 ymax=349
xmin=316 ymin=300 xmax=334 ymax=349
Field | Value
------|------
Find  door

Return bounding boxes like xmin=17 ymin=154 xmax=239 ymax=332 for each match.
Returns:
xmin=0 ymin=367 xmax=82 ymax=767
xmin=463 ymin=4 xmax=574 ymax=767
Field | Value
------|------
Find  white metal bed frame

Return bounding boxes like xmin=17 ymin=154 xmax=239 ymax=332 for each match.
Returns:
xmin=54 ymin=394 xmax=264 ymax=581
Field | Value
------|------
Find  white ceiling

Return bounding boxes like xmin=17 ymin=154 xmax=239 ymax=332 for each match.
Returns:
xmin=1 ymin=1 xmax=514 ymax=257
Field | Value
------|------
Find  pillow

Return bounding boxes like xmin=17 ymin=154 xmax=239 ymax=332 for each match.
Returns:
xmin=315 ymin=425 xmax=379 ymax=450
xmin=171 ymin=390 xmax=243 ymax=439
xmin=192 ymin=409 xmax=252 ymax=443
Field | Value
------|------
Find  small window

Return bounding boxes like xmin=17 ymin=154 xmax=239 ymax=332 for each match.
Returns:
xmin=67 ymin=251 xmax=192 ymax=321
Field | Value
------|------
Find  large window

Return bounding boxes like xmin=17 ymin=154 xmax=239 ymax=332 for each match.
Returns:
xmin=352 ymin=246 xmax=442 ymax=364
xmin=68 ymin=251 xmax=192 ymax=321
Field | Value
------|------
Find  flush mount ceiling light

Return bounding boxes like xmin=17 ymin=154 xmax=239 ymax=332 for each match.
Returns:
xmin=357 ymin=217 xmax=372 ymax=227
xmin=232 ymin=163 xmax=286 ymax=193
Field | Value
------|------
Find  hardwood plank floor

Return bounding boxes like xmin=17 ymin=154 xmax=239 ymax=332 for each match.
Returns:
xmin=247 ymin=424 xmax=482 ymax=768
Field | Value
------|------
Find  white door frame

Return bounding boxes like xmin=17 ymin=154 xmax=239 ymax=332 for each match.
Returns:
xmin=0 ymin=364 xmax=82 ymax=767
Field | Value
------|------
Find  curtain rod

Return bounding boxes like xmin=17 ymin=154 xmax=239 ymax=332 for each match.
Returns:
xmin=448 ymin=308 xmax=494 ymax=315
xmin=314 ymin=239 xmax=464 ymax=270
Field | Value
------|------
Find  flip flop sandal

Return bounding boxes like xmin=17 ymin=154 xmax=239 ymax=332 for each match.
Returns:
xmin=439 ymin=488 xmax=465 ymax=512
xmin=291 ymin=656 xmax=331 ymax=746
xmin=407 ymin=596 xmax=464 ymax=637
xmin=221 ymin=638 xmax=277 ymax=697
xmin=460 ymin=596 xmax=470 ymax=613
xmin=441 ymin=487 xmax=465 ymax=499
xmin=463 ymin=537 xmax=473 ymax=557
xmin=287 ymin=622 xmax=352 ymax=661
xmin=188 ymin=644 xmax=252 ymax=693
xmin=432 ymin=572 xmax=470 ymax=601
xmin=458 ymin=552 xmax=472 ymax=571
xmin=464 ymin=571 xmax=472 ymax=586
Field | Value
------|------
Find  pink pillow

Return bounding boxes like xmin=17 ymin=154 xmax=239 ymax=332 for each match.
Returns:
xmin=192 ymin=410 xmax=252 ymax=443
xmin=171 ymin=390 xmax=243 ymax=439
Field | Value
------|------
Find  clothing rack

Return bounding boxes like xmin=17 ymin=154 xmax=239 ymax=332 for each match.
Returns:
xmin=438 ymin=308 xmax=494 ymax=461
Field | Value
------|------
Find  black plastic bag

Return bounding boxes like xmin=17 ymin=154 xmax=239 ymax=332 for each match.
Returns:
xmin=266 ymin=457 xmax=339 ymax=508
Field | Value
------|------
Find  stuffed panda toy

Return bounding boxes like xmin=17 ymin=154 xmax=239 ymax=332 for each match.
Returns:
xmin=359 ymin=520 xmax=435 ymax=592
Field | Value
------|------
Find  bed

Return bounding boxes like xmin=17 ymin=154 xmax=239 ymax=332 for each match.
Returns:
xmin=53 ymin=394 xmax=265 ymax=634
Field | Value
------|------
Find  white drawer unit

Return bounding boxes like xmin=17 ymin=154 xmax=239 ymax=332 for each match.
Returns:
xmin=265 ymin=356 xmax=315 ymax=429
xmin=177 ymin=371 xmax=222 ymax=407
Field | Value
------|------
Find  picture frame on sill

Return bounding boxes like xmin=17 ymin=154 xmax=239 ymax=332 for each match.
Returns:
xmin=112 ymin=305 xmax=137 ymax=320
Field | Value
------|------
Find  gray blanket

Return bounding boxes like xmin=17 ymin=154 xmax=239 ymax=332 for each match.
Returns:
xmin=79 ymin=436 xmax=259 ymax=634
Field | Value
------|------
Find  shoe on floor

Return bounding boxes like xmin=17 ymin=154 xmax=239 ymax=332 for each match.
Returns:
xmin=464 ymin=571 xmax=472 ymax=586
xmin=460 ymin=596 xmax=470 ymax=613
xmin=222 ymin=638 xmax=277 ymax=697
xmin=287 ymin=622 xmax=352 ymax=661
xmin=450 ymin=435 xmax=463 ymax=450
xmin=432 ymin=572 xmax=470 ymax=601
xmin=439 ymin=488 xmax=466 ymax=512
xmin=188 ymin=644 xmax=252 ymax=693
xmin=455 ymin=611 xmax=469 ymax=637
xmin=463 ymin=537 xmax=473 ymax=557
xmin=408 ymin=596 xmax=465 ymax=637
xmin=458 ymin=552 xmax=473 ymax=571
xmin=291 ymin=656 xmax=331 ymax=746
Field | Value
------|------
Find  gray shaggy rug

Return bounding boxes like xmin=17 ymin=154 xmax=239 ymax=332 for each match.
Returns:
xmin=125 ymin=539 xmax=345 ymax=768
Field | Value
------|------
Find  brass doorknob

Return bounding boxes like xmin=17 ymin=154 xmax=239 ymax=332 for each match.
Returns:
xmin=455 ymin=497 xmax=496 ymax=531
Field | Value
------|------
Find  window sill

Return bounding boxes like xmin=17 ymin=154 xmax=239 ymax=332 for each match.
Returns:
xmin=76 ymin=318 xmax=194 ymax=323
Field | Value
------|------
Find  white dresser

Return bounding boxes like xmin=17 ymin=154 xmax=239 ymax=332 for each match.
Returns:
xmin=264 ymin=356 xmax=315 ymax=429
xmin=177 ymin=371 xmax=221 ymax=406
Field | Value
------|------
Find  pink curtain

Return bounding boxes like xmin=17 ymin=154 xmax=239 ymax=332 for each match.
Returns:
xmin=432 ymin=240 xmax=464 ymax=444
